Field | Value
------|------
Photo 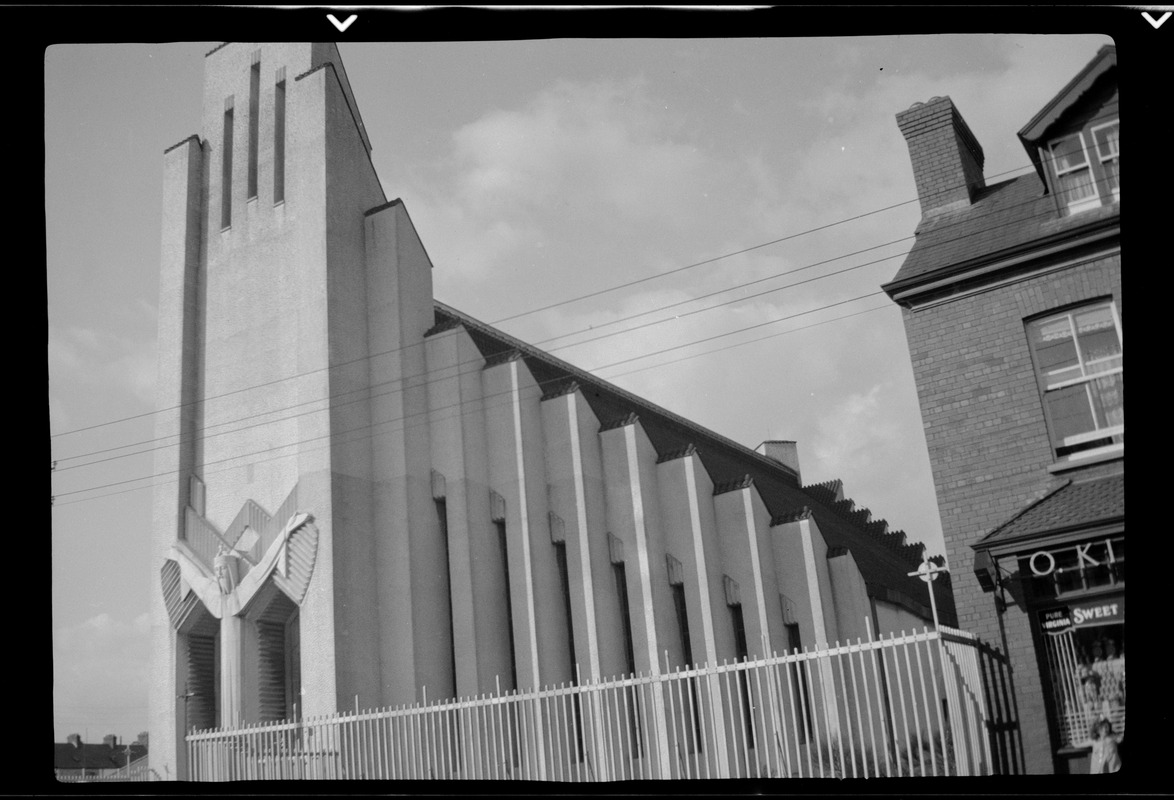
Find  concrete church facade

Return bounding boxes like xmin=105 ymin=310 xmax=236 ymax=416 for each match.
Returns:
xmin=149 ymin=42 xmax=953 ymax=779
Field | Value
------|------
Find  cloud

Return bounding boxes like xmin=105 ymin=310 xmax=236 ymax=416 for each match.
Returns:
xmin=48 ymin=325 xmax=156 ymax=407
xmin=812 ymin=383 xmax=897 ymax=472
xmin=403 ymin=77 xmax=767 ymax=308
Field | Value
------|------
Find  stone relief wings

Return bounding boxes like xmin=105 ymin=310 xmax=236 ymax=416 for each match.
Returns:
xmin=161 ymin=508 xmax=317 ymax=626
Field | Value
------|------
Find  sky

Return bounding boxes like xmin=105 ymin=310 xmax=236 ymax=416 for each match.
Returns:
xmin=47 ymin=24 xmax=1117 ymax=745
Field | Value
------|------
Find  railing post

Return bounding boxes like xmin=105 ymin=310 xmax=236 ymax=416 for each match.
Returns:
xmin=702 ymin=660 xmax=731 ymax=778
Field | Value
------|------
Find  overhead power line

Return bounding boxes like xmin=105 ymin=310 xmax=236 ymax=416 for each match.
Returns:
xmin=53 ymin=286 xmax=896 ymax=506
xmin=50 ymin=159 xmax=1042 ymax=442
xmin=53 ymin=169 xmax=1086 ymax=475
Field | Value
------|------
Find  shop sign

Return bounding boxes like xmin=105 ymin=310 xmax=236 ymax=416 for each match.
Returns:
xmin=1071 ymin=597 xmax=1124 ymax=627
xmin=1040 ymin=597 xmax=1125 ymax=634
xmin=1027 ymin=537 xmax=1119 ymax=577
xmin=1041 ymin=607 xmax=1073 ymax=635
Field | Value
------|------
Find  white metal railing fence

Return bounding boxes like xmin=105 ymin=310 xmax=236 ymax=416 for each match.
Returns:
xmin=187 ymin=624 xmax=1002 ymax=781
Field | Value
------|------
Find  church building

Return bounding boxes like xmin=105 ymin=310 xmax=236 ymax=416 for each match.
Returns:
xmin=149 ymin=42 xmax=953 ymax=780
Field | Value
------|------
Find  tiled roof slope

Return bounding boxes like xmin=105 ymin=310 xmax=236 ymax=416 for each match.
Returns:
xmin=885 ymin=171 xmax=1120 ymax=289
xmin=977 ymin=472 xmax=1124 ymax=549
xmin=430 ymin=302 xmax=955 ymax=624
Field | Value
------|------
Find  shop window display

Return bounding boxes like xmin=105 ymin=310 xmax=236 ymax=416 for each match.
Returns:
xmin=1042 ymin=617 xmax=1125 ymax=749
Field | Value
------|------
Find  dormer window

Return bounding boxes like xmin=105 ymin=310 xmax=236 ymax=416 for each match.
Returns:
xmin=1092 ymin=120 xmax=1120 ymax=200
xmin=1048 ymin=132 xmax=1099 ymax=214
xmin=1046 ymin=117 xmax=1119 ymax=216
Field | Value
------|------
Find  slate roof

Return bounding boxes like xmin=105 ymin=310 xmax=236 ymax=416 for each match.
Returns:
xmin=430 ymin=301 xmax=956 ymax=624
xmin=885 ymin=45 xmax=1119 ymax=296
xmin=884 ymin=171 xmax=1120 ymax=291
xmin=975 ymin=472 xmax=1124 ymax=551
xmin=54 ymin=742 xmax=148 ymax=772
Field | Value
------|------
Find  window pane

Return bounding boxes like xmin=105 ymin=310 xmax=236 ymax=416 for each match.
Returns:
xmin=1103 ymin=158 xmax=1120 ymax=194
xmin=1030 ymin=302 xmax=1123 ymax=458
xmin=1046 ymin=384 xmax=1096 ymax=445
xmin=1091 ymin=373 xmax=1124 ymax=429
xmin=1075 ymin=306 xmax=1122 ymax=371
xmin=1052 ymin=134 xmax=1088 ymax=170
xmin=1030 ymin=316 xmax=1080 ymax=383
xmin=1094 ymin=124 xmax=1119 ymax=159
xmin=1058 ymin=167 xmax=1096 ymax=204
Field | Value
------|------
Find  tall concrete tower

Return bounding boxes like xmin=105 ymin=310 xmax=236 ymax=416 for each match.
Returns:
xmin=149 ymin=42 xmax=441 ymax=779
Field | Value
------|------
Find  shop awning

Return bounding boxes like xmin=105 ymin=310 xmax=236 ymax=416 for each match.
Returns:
xmin=973 ymin=471 xmax=1124 ymax=555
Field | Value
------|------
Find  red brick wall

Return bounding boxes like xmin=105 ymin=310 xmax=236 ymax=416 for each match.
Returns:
xmin=901 ymin=252 xmax=1121 ymax=773
xmin=897 ymin=97 xmax=985 ymax=215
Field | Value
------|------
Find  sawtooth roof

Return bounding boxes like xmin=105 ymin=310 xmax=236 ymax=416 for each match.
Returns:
xmin=429 ymin=301 xmax=956 ymax=624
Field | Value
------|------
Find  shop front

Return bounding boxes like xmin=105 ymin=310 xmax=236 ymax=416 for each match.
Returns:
xmin=1024 ymin=535 xmax=1125 ymax=772
xmin=972 ymin=473 xmax=1125 ymax=774
xmin=972 ymin=472 xmax=1127 ymax=770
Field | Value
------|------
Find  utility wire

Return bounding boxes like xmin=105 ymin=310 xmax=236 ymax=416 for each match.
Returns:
xmin=53 ymin=172 xmax=1090 ymax=473
xmin=52 ymin=285 xmax=887 ymax=498
xmin=52 ymin=299 xmax=894 ymax=508
xmin=50 ymin=159 xmax=1044 ymax=442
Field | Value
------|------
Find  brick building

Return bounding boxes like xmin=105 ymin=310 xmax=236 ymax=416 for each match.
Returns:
xmin=884 ymin=46 xmax=1122 ymax=774
xmin=149 ymin=42 xmax=954 ymax=780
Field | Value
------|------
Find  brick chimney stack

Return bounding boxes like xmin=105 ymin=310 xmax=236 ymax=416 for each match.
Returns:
xmin=897 ymin=96 xmax=985 ymax=217
xmin=755 ymin=440 xmax=801 ymax=483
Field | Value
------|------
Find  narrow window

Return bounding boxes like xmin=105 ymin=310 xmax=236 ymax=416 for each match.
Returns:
xmin=671 ymin=583 xmax=693 ymax=666
xmin=786 ymin=623 xmax=814 ymax=743
xmin=437 ymin=500 xmax=456 ymax=692
xmin=613 ymin=562 xmax=642 ymax=756
xmin=247 ymin=57 xmax=260 ymax=199
xmin=285 ymin=611 xmax=301 ymax=721
xmin=255 ymin=592 xmax=300 ymax=723
xmin=614 ymin=562 xmax=637 ymax=676
xmin=554 ymin=541 xmax=585 ymax=759
xmin=221 ymin=99 xmax=234 ymax=229
xmin=729 ymin=603 xmax=755 ymax=748
xmin=182 ymin=625 xmax=219 ymax=732
xmin=672 ymin=583 xmax=702 ymax=749
xmin=495 ymin=520 xmax=518 ymax=691
xmin=554 ymin=542 xmax=577 ymax=672
xmin=274 ymin=69 xmax=286 ymax=204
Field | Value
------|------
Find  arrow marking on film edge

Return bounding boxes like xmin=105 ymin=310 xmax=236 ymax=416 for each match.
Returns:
xmin=328 ymin=14 xmax=357 ymax=32
xmin=1142 ymin=11 xmax=1171 ymax=28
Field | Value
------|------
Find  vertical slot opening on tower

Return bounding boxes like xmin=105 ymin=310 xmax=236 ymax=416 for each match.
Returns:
xmin=247 ymin=54 xmax=260 ymax=200
xmin=274 ymin=68 xmax=286 ymax=204
xmin=221 ymin=97 xmax=234 ymax=229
